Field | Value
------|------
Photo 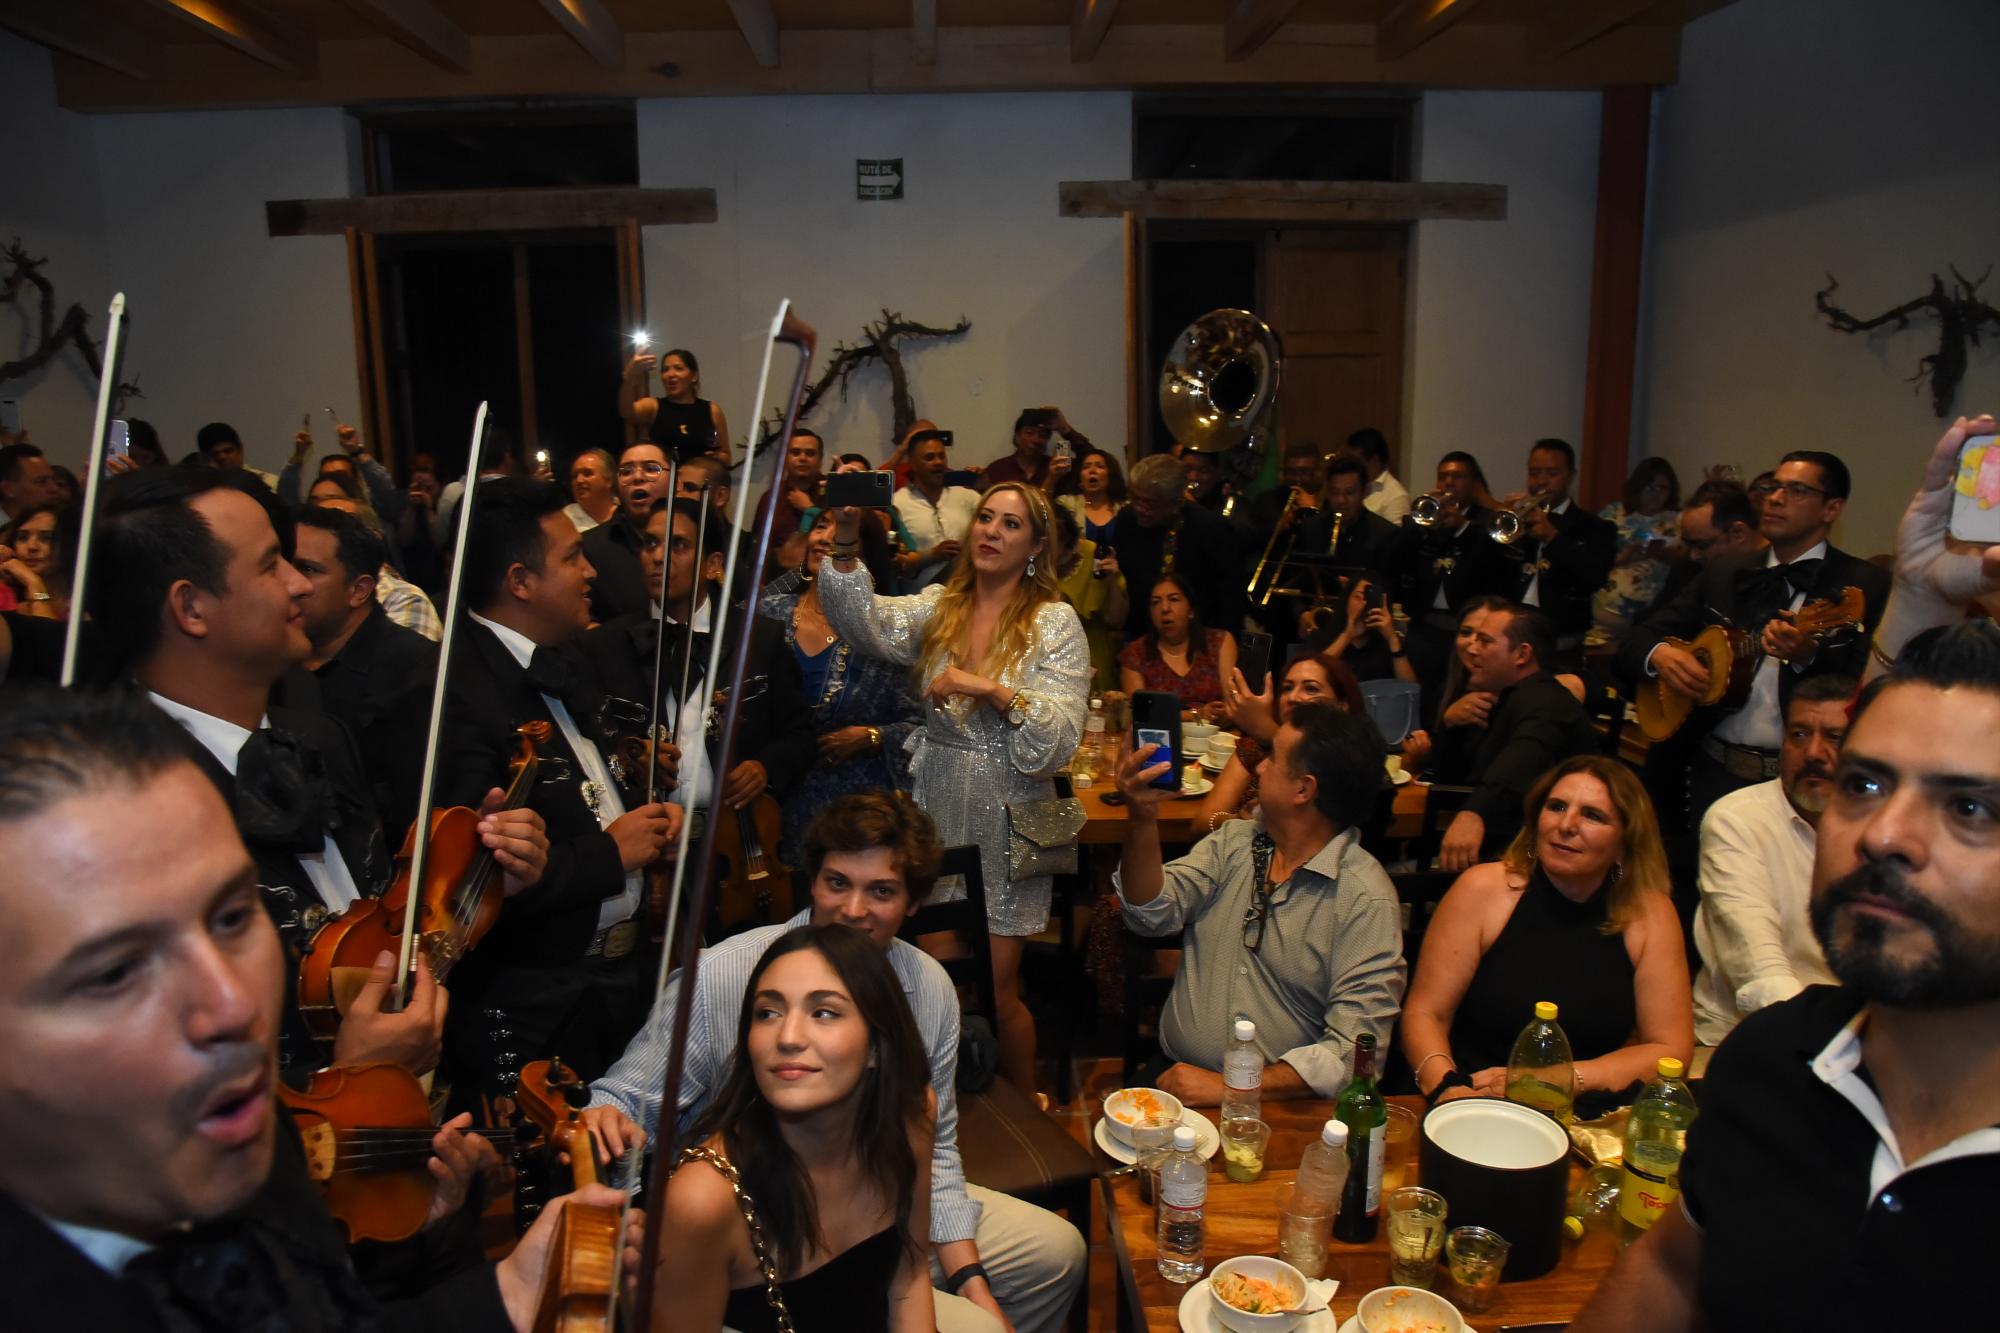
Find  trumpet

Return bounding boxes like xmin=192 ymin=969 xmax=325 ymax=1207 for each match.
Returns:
xmin=1411 ymin=491 xmax=1457 ymax=527
xmin=1488 ymin=494 xmax=1553 ymax=545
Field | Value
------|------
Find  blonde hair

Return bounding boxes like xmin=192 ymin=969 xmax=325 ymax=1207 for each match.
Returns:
xmin=915 ymin=481 xmax=1064 ymax=684
xmin=1501 ymin=754 xmax=1669 ymax=934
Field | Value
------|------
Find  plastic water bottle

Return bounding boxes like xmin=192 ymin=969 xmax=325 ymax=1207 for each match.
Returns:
xmin=1280 ymin=1120 xmax=1350 ymax=1277
xmin=1564 ymin=1163 xmax=1622 ymax=1241
xmin=1220 ymin=1018 xmax=1263 ymax=1124
xmin=1156 ymin=1125 xmax=1207 ymax=1282
xmin=1505 ymin=1000 xmax=1576 ymax=1123
xmin=1075 ymin=696 xmax=1106 ymax=785
xmin=1619 ymin=1057 xmax=1698 ymax=1247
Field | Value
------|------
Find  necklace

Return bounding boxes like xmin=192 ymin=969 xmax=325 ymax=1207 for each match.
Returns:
xmin=795 ymin=595 xmax=839 ymax=650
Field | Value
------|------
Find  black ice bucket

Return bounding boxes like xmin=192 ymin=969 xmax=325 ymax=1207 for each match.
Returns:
xmin=1419 ymin=1098 xmax=1571 ymax=1280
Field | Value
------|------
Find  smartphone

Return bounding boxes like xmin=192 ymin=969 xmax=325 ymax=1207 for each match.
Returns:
xmin=912 ymin=428 xmax=954 ymax=450
xmin=1052 ymin=437 xmax=1074 ymax=462
xmin=1950 ymin=434 xmax=2000 ymax=543
xmin=0 ymin=399 xmax=19 ymax=434
xmin=107 ymin=419 xmax=130 ymax=462
xmin=820 ymin=471 xmax=894 ymax=509
xmin=942 ymin=468 xmax=979 ymax=490
xmin=630 ymin=330 xmax=652 ymax=349
xmin=1131 ymin=689 xmax=1183 ymax=792
xmin=1239 ymin=631 xmax=1273 ymax=696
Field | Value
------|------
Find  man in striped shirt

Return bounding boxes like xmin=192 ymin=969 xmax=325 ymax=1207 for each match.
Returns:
xmin=579 ymin=792 xmax=1084 ymax=1333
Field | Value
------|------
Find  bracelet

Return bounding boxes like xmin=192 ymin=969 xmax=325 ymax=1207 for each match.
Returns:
xmin=1868 ymin=636 xmax=1897 ymax=671
xmin=1425 ymin=1068 xmax=1475 ymax=1107
xmin=830 ymin=540 xmax=861 ymax=560
xmin=943 ymin=1262 xmax=989 ymax=1295
xmin=1414 ymin=1051 xmax=1454 ymax=1082
xmin=866 ymin=726 xmax=882 ymax=750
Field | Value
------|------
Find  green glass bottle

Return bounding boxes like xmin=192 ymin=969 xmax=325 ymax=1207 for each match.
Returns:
xmin=1333 ymin=1032 xmax=1386 ymax=1242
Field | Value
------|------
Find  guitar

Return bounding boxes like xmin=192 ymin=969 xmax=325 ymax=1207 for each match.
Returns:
xmin=1635 ymin=585 xmax=1867 ymax=741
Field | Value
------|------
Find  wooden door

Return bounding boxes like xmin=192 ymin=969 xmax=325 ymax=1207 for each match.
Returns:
xmin=1260 ymin=228 xmax=1407 ymax=469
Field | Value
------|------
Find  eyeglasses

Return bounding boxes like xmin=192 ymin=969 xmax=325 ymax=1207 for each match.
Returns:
xmin=1240 ymin=834 xmax=1291 ymax=953
xmin=618 ymin=461 xmax=668 ymax=478
xmin=1767 ymin=480 xmax=1829 ymax=502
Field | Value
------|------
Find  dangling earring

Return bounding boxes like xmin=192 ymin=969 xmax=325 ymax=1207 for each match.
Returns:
xmin=1026 ymin=555 xmax=1038 ymax=578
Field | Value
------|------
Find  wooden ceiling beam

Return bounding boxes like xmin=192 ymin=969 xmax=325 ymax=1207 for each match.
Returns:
xmin=1071 ymin=0 xmax=1121 ymax=63
xmin=136 ymin=0 xmax=317 ymax=77
xmin=535 ymin=0 xmax=624 ymax=69
xmin=1377 ymin=0 xmax=1485 ymax=61
xmin=1 ymin=0 xmax=158 ymax=79
xmin=266 ymin=187 xmax=718 ymax=237
xmin=1059 ymin=179 xmax=1507 ymax=223
xmin=1526 ymin=0 xmax=1665 ymax=59
xmin=1222 ymin=0 xmax=1303 ymax=62
xmin=338 ymin=0 xmax=471 ymax=72
xmin=912 ymin=0 xmax=937 ymax=67
xmin=725 ymin=0 xmax=781 ymax=68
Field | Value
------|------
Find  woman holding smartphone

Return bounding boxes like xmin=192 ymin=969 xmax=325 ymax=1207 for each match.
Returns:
xmin=821 ymin=483 xmax=1090 ymax=1097
xmin=621 ymin=345 xmax=731 ymax=460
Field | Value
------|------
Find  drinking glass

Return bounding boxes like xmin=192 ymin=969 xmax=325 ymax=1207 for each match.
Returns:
xmin=1220 ymin=1117 xmax=1271 ymax=1183
xmin=1385 ymin=1186 xmax=1447 ymax=1288
xmin=1277 ymin=1186 xmax=1333 ymax=1278
xmin=1381 ymin=1104 xmax=1418 ymax=1192
xmin=1445 ymin=1225 xmax=1511 ymax=1313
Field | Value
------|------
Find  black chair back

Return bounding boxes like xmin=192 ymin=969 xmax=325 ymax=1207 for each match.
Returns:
xmin=900 ymin=845 xmax=1000 ymax=1028
xmin=1416 ymin=782 xmax=1474 ymax=867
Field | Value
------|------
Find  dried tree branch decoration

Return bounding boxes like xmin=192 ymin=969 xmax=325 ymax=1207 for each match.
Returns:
xmin=786 ymin=308 xmax=971 ymax=444
xmin=1816 ymin=265 xmax=2000 ymax=418
xmin=0 ymin=239 xmax=142 ymax=410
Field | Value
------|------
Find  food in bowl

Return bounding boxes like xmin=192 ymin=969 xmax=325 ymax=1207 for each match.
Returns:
xmin=1356 ymin=1285 xmax=1463 ymax=1333
xmin=1212 ymin=1270 xmax=1300 ymax=1314
xmin=1101 ymin=1087 xmax=1184 ymax=1148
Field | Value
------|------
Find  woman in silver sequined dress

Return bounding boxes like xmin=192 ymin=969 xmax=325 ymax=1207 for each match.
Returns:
xmin=821 ymin=482 xmax=1090 ymax=1094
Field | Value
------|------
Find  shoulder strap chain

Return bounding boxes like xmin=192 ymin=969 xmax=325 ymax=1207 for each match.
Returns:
xmin=676 ymin=1145 xmax=795 ymax=1333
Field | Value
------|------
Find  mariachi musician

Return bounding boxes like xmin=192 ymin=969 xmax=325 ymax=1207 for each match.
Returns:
xmin=1389 ymin=450 xmax=1513 ymax=712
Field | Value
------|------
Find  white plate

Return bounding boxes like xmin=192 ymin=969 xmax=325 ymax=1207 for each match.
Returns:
xmin=1094 ymin=1107 xmax=1221 ymax=1164
xmin=1170 ymin=776 xmax=1216 ymax=798
xmin=1387 ymin=768 xmax=1412 ymax=786
xmin=1177 ymin=1277 xmax=1339 ymax=1333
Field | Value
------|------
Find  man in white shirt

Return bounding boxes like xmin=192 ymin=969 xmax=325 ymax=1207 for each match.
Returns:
xmin=1350 ymin=427 xmax=1411 ymax=523
xmin=1692 ymin=674 xmax=1853 ymax=1045
xmin=893 ymin=428 xmax=981 ymax=587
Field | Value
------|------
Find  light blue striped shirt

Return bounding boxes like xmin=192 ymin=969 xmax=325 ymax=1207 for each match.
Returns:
xmin=588 ymin=910 xmax=981 ymax=1244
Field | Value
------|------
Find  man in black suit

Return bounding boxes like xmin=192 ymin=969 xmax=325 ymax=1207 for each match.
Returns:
xmin=1492 ymin=438 xmax=1617 ymax=668
xmin=1431 ymin=605 xmax=1600 ymax=870
xmin=91 ymin=468 xmax=547 ymax=1086
xmin=1116 ymin=452 xmax=1246 ymax=639
xmin=573 ymin=498 xmax=815 ymax=933
xmin=579 ymin=441 xmax=673 ymax=622
xmin=442 ymin=478 xmax=679 ymax=1098
xmin=0 ymin=686 xmax=625 ymax=1332
xmin=291 ymin=505 xmax=439 ymax=845
xmin=1619 ymin=449 xmax=1889 ymax=835
xmin=1390 ymin=450 xmax=1513 ymax=714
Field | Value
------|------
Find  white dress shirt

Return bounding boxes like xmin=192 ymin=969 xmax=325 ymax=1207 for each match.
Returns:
xmin=1691 ymin=777 xmax=1835 ymax=1045
xmin=1713 ymin=540 xmax=1829 ymax=750
xmin=651 ymin=596 xmax=718 ymax=813
xmin=893 ymin=483 xmax=982 ymax=585
xmin=1365 ymin=471 xmax=1411 ymax=523
xmin=1811 ymin=1012 xmax=2000 ymax=1207
xmin=41 ymin=1214 xmax=152 ymax=1276
xmin=1520 ymin=496 xmax=1572 ymax=608
xmin=467 ymin=614 xmax=641 ymax=931
xmin=148 ymin=692 xmax=361 ymax=914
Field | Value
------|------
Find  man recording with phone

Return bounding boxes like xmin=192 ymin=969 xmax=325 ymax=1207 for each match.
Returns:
xmin=893 ymin=428 xmax=981 ymax=588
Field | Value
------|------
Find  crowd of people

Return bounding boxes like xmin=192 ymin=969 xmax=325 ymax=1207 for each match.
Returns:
xmin=1 ymin=353 xmax=1995 ymax=1332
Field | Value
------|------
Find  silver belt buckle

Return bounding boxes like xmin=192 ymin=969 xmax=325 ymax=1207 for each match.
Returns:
xmin=601 ymin=920 xmax=639 ymax=961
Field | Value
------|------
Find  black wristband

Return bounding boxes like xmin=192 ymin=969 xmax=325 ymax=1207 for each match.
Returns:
xmin=1425 ymin=1069 xmax=1474 ymax=1108
xmin=943 ymin=1261 xmax=989 ymax=1295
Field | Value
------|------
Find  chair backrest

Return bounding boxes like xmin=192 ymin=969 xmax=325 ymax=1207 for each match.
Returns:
xmin=1359 ymin=677 xmax=1423 ymax=747
xmin=1389 ymin=868 xmax=1458 ymax=965
xmin=1417 ymin=783 xmax=1474 ymax=866
xmin=900 ymin=845 xmax=1000 ymax=1029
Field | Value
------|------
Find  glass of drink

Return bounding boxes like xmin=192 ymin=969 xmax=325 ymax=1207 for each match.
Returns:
xmin=1381 ymin=1104 xmax=1418 ymax=1192
xmin=1277 ymin=1186 xmax=1333 ymax=1278
xmin=1385 ymin=1186 xmax=1447 ymax=1288
xmin=1220 ymin=1117 xmax=1271 ymax=1183
xmin=1445 ymin=1225 xmax=1510 ymax=1313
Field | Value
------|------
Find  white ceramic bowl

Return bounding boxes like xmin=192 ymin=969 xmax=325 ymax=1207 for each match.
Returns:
xmin=1184 ymin=721 xmax=1220 ymax=749
xmin=1355 ymin=1285 xmax=1465 ymax=1333
xmin=1101 ymin=1086 xmax=1183 ymax=1149
xmin=1207 ymin=1255 xmax=1320 ymax=1332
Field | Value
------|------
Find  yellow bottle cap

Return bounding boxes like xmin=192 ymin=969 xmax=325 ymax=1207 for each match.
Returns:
xmin=1535 ymin=1001 xmax=1559 ymax=1022
xmin=1563 ymin=1216 xmax=1585 ymax=1241
xmin=1657 ymin=1057 xmax=1685 ymax=1080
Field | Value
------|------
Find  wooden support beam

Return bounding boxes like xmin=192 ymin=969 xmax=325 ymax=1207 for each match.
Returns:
xmin=1579 ymin=86 xmax=1652 ymax=509
xmin=1 ymin=0 xmax=158 ymax=78
xmin=725 ymin=0 xmax=781 ymax=68
xmin=338 ymin=0 xmax=470 ymax=72
xmin=1526 ymin=0 xmax=1664 ymax=59
xmin=1377 ymin=0 xmax=1485 ymax=61
xmin=534 ymin=0 xmax=623 ymax=69
xmin=1223 ymin=0 xmax=1303 ymax=62
xmin=266 ymin=188 xmax=718 ymax=237
xmin=911 ymin=0 xmax=937 ymax=67
xmin=1071 ymin=0 xmax=1121 ymax=63
xmin=138 ymin=0 xmax=317 ymax=77
xmin=1059 ymin=179 xmax=1506 ymax=224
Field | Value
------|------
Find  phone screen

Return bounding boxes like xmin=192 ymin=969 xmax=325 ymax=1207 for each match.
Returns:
xmin=107 ymin=419 xmax=130 ymax=461
xmin=1135 ymin=728 xmax=1177 ymax=790
xmin=1951 ymin=434 xmax=2000 ymax=543
xmin=1240 ymin=632 xmax=1273 ymax=695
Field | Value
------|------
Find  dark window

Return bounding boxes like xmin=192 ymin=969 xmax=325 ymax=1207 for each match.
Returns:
xmin=365 ymin=106 xmax=637 ymax=193
xmin=1134 ymin=97 xmax=1413 ymax=182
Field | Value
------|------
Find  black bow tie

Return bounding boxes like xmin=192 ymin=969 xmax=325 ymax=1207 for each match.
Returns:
xmin=628 ymin=618 xmax=712 ymax=698
xmin=525 ymin=644 xmax=583 ymax=710
xmin=124 ymin=1217 xmax=379 ymax=1333
xmin=1736 ymin=557 xmax=1823 ymax=603
xmin=235 ymin=726 xmax=332 ymax=855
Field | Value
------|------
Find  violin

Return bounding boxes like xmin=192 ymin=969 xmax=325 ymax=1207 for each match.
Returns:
xmin=713 ymin=794 xmax=793 ymax=932
xmin=514 ymin=1059 xmax=620 ymax=1333
xmin=297 ymin=723 xmax=548 ymax=1039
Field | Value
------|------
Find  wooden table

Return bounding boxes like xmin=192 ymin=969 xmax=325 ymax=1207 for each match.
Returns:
xmin=1098 ymin=1096 xmax=1616 ymax=1332
xmin=1077 ymin=781 xmax=1428 ymax=847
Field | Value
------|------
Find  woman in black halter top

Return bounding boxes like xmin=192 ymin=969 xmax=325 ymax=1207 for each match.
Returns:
xmin=654 ymin=925 xmax=936 ymax=1332
xmin=621 ymin=346 xmax=731 ymax=461
xmin=1401 ymin=755 xmax=1693 ymax=1114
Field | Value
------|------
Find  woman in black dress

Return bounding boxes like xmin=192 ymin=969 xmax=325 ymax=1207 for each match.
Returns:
xmin=1400 ymin=754 xmax=1693 ymax=1115
xmin=657 ymin=925 xmax=936 ymax=1332
xmin=621 ymin=345 xmax=731 ymax=460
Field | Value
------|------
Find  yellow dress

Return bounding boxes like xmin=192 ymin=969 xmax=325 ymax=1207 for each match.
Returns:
xmin=1057 ymin=537 xmax=1124 ymax=694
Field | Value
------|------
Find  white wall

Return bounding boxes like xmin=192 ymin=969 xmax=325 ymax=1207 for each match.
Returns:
xmin=0 ymin=31 xmax=111 ymax=453
xmin=635 ymin=93 xmax=1130 ymax=477
xmin=1637 ymin=0 xmax=2000 ymax=557
xmin=1408 ymin=91 xmax=1602 ymax=495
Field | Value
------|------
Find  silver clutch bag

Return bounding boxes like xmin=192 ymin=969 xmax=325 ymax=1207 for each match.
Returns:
xmin=1005 ymin=796 xmax=1085 ymax=880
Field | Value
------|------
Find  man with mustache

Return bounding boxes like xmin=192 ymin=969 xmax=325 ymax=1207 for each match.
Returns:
xmin=0 ymin=687 xmax=632 ymax=1331
xmin=1572 ymin=620 xmax=2000 ymax=1332
xmin=1690 ymin=674 xmax=1854 ymax=1045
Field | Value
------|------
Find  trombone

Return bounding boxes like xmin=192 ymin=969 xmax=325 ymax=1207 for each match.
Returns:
xmin=1247 ymin=494 xmax=1340 ymax=607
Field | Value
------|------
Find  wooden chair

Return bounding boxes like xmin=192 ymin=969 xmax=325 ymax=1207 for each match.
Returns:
xmin=1118 ymin=925 xmax=1184 ymax=1085
xmin=904 ymin=845 xmax=1095 ymax=1333
xmin=1585 ymin=682 xmax=1630 ymax=760
xmin=1415 ymin=782 xmax=1474 ymax=867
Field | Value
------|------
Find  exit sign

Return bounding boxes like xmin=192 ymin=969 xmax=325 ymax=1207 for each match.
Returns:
xmin=857 ymin=158 xmax=904 ymax=201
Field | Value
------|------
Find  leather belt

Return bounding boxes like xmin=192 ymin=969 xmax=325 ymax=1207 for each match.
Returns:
xmin=1700 ymin=734 xmax=1781 ymax=783
xmin=586 ymin=919 xmax=640 ymax=960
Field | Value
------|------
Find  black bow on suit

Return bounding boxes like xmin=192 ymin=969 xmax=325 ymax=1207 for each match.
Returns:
xmin=1388 ymin=504 xmax=1514 ymax=617
xmin=1498 ymin=501 xmax=1618 ymax=640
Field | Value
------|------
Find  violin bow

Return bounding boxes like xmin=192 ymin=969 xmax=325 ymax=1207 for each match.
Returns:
xmin=391 ymin=401 xmax=490 ymax=1009
xmin=622 ymin=302 xmax=816 ymax=1328
xmin=668 ymin=480 xmax=712 ymax=754
xmin=643 ymin=454 xmax=680 ymax=806
xmin=59 ymin=292 xmax=127 ymax=688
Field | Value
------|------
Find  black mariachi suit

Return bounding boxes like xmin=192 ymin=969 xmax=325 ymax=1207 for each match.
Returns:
xmin=580 ymin=516 xmax=651 ymax=624
xmin=1428 ymin=671 xmax=1602 ymax=857
xmin=160 ymin=699 xmax=391 ymax=1086
xmin=306 ymin=605 xmax=441 ymax=849
xmin=1496 ymin=500 xmax=1618 ymax=644
xmin=1389 ymin=505 xmax=1513 ymax=714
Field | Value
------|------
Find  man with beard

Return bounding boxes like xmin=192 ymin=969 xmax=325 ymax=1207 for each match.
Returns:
xmin=1572 ymin=620 xmax=2000 ymax=1332
xmin=1690 ymin=674 xmax=1853 ymax=1045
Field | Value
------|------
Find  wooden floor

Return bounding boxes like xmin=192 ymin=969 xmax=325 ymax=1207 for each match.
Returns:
xmin=1048 ymin=1053 xmax=1141 ymax=1332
